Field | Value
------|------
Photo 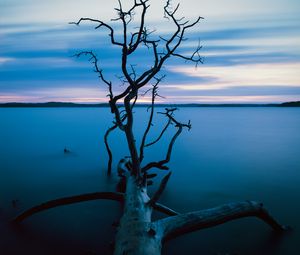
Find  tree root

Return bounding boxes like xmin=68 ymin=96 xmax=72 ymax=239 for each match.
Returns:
xmin=157 ymin=201 xmax=287 ymax=241
xmin=13 ymin=192 xmax=124 ymax=223
xmin=12 ymin=191 xmax=181 ymax=223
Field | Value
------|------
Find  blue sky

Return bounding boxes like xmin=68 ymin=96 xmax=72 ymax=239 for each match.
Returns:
xmin=0 ymin=0 xmax=300 ymax=103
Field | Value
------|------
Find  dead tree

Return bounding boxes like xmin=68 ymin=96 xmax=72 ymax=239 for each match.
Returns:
xmin=13 ymin=1 xmax=288 ymax=254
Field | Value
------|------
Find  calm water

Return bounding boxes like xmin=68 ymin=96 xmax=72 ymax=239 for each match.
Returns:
xmin=0 ymin=107 xmax=299 ymax=255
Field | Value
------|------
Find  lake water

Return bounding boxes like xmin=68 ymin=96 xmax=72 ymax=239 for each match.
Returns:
xmin=0 ymin=107 xmax=299 ymax=255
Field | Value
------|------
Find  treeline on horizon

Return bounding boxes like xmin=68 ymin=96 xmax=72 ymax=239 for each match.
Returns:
xmin=0 ymin=101 xmax=300 ymax=107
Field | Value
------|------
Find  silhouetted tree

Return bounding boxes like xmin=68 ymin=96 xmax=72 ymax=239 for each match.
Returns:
xmin=14 ymin=1 xmax=287 ymax=254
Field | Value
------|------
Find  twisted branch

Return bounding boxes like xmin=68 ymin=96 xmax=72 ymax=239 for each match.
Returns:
xmin=142 ymin=108 xmax=191 ymax=172
xmin=139 ymin=75 xmax=165 ymax=162
xmin=148 ymin=172 xmax=172 ymax=206
xmin=135 ymin=0 xmax=203 ymax=87
xmin=104 ymin=124 xmax=118 ymax=175
xmin=128 ymin=0 xmax=150 ymax=54
xmin=153 ymin=202 xmax=179 ymax=216
xmin=145 ymin=118 xmax=171 ymax=147
xmin=73 ymin=51 xmax=113 ymax=94
xmin=13 ymin=192 xmax=124 ymax=223
xmin=158 ymin=201 xmax=287 ymax=241
xmin=70 ymin=18 xmax=123 ymax=46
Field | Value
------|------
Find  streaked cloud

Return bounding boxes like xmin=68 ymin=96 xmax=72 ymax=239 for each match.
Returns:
xmin=0 ymin=57 xmax=15 ymax=65
xmin=0 ymin=87 xmax=107 ymax=103
xmin=0 ymin=0 xmax=299 ymax=103
xmin=168 ymin=62 xmax=300 ymax=88
xmin=162 ymin=95 xmax=300 ymax=104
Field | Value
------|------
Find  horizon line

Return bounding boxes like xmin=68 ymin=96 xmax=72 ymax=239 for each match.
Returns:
xmin=0 ymin=101 xmax=299 ymax=107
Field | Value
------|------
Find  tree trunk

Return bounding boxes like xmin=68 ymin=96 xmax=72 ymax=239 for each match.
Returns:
xmin=12 ymin=175 xmax=287 ymax=255
xmin=113 ymin=175 xmax=162 ymax=255
xmin=113 ymin=175 xmax=161 ymax=255
xmin=112 ymin=175 xmax=287 ymax=255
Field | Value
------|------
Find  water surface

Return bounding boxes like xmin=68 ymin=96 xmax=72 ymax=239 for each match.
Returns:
xmin=0 ymin=107 xmax=299 ymax=255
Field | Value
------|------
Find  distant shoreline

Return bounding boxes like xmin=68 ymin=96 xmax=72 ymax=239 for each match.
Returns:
xmin=0 ymin=101 xmax=299 ymax=107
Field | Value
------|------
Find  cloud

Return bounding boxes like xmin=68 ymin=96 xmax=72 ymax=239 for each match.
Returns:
xmin=158 ymin=95 xmax=300 ymax=104
xmin=0 ymin=57 xmax=15 ymax=65
xmin=168 ymin=62 xmax=300 ymax=89
xmin=1 ymin=0 xmax=300 ymax=103
xmin=0 ymin=87 xmax=107 ymax=103
xmin=2 ymin=0 xmax=299 ymax=25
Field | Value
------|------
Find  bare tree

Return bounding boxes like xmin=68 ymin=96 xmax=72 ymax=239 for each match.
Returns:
xmin=13 ymin=1 xmax=288 ymax=254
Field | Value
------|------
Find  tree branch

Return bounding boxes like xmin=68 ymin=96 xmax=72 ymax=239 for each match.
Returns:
xmin=131 ymin=92 xmax=138 ymax=110
xmin=158 ymin=201 xmax=287 ymax=241
xmin=117 ymin=0 xmax=135 ymax=87
xmin=13 ymin=192 xmax=124 ymax=223
xmin=153 ymin=202 xmax=179 ymax=216
xmin=73 ymin=51 xmax=113 ymax=95
xmin=123 ymin=89 xmax=141 ymax=177
xmin=139 ymin=75 xmax=165 ymax=162
xmin=142 ymin=108 xmax=191 ymax=172
xmin=148 ymin=172 xmax=171 ymax=206
xmin=171 ymin=41 xmax=203 ymax=67
xmin=70 ymin=18 xmax=124 ymax=46
xmin=135 ymin=2 xmax=203 ymax=89
xmin=74 ymin=51 xmax=129 ymax=131
xmin=104 ymin=124 xmax=118 ymax=175
xmin=145 ymin=118 xmax=171 ymax=147
xmin=128 ymin=0 xmax=150 ymax=54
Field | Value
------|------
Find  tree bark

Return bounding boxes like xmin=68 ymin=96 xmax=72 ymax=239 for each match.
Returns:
xmin=157 ymin=201 xmax=286 ymax=241
xmin=112 ymin=178 xmax=286 ymax=255
xmin=113 ymin=175 xmax=162 ymax=255
xmin=12 ymin=178 xmax=287 ymax=255
xmin=13 ymin=192 xmax=123 ymax=223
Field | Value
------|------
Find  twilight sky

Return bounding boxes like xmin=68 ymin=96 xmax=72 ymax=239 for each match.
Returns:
xmin=1 ymin=0 xmax=300 ymax=103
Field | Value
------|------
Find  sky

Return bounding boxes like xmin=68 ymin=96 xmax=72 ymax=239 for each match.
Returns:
xmin=1 ymin=0 xmax=300 ymax=103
